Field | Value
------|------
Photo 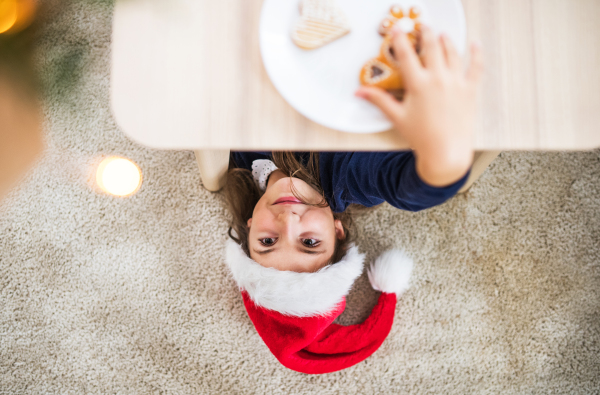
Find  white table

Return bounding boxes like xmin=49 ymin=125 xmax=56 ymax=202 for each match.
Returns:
xmin=111 ymin=0 xmax=600 ymax=191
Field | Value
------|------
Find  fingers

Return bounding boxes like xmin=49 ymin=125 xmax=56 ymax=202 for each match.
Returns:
xmin=390 ymin=26 xmax=423 ymax=86
xmin=420 ymin=26 xmax=444 ymax=71
xmin=441 ymin=34 xmax=461 ymax=72
xmin=466 ymin=42 xmax=484 ymax=84
xmin=355 ymin=86 xmax=405 ymax=124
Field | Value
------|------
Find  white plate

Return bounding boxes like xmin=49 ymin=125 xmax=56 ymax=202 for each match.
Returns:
xmin=259 ymin=0 xmax=466 ymax=134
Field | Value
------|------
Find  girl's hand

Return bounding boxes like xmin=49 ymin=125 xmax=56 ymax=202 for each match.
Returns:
xmin=356 ymin=25 xmax=483 ymax=187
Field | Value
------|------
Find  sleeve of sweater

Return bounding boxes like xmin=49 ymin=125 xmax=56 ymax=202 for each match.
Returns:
xmin=319 ymin=151 xmax=471 ymax=213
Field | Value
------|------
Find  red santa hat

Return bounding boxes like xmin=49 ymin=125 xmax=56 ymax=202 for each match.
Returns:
xmin=224 ymin=240 xmax=413 ymax=375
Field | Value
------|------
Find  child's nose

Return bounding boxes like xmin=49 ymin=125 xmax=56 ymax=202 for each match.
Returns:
xmin=277 ymin=209 xmax=299 ymax=222
xmin=273 ymin=211 xmax=299 ymax=243
xmin=276 ymin=209 xmax=300 ymax=232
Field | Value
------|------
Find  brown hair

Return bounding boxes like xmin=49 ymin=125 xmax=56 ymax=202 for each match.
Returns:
xmin=224 ymin=152 xmax=352 ymax=267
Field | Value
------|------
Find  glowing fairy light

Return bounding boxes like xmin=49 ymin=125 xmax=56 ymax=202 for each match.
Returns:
xmin=0 ymin=0 xmax=36 ymax=35
xmin=0 ymin=0 xmax=18 ymax=34
xmin=96 ymin=157 xmax=142 ymax=197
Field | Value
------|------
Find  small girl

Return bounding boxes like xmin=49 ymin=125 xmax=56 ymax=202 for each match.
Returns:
xmin=223 ymin=26 xmax=483 ymax=374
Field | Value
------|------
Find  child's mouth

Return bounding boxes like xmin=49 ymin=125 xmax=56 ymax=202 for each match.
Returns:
xmin=273 ymin=196 xmax=303 ymax=205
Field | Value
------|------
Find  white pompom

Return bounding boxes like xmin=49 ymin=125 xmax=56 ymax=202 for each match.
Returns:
xmin=367 ymin=249 xmax=414 ymax=295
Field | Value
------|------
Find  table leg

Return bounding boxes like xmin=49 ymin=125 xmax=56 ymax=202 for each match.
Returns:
xmin=194 ymin=149 xmax=230 ymax=192
xmin=458 ymin=151 xmax=502 ymax=194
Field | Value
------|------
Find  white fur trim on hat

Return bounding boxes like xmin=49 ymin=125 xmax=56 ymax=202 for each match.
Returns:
xmin=367 ymin=249 xmax=413 ymax=295
xmin=224 ymin=240 xmax=365 ymax=317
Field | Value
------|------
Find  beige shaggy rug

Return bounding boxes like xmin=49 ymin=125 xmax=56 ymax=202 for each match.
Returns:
xmin=1 ymin=1 xmax=599 ymax=394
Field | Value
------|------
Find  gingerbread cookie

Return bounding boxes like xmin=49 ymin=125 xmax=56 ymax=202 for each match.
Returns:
xmin=292 ymin=0 xmax=351 ymax=50
xmin=361 ymin=5 xmax=423 ymax=94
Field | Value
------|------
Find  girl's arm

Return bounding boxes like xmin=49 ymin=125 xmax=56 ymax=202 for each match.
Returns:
xmin=356 ymin=25 xmax=483 ymax=188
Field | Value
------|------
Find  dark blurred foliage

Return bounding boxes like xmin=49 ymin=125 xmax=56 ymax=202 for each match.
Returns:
xmin=0 ymin=2 xmax=42 ymax=97
xmin=0 ymin=0 xmax=114 ymax=100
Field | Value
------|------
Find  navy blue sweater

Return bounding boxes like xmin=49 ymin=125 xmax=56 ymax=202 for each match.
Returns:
xmin=231 ymin=151 xmax=471 ymax=213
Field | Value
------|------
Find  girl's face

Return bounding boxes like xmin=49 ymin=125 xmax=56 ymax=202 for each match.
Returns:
xmin=247 ymin=170 xmax=345 ymax=273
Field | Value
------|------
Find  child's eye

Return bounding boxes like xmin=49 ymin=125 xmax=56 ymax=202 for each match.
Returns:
xmin=259 ymin=238 xmax=277 ymax=246
xmin=301 ymin=239 xmax=320 ymax=248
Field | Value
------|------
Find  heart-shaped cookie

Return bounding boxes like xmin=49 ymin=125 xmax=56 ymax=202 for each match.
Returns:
xmin=292 ymin=0 xmax=351 ymax=50
xmin=360 ymin=58 xmax=402 ymax=91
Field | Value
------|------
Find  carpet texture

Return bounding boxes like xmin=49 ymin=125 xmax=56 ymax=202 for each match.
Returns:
xmin=1 ymin=1 xmax=599 ymax=394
